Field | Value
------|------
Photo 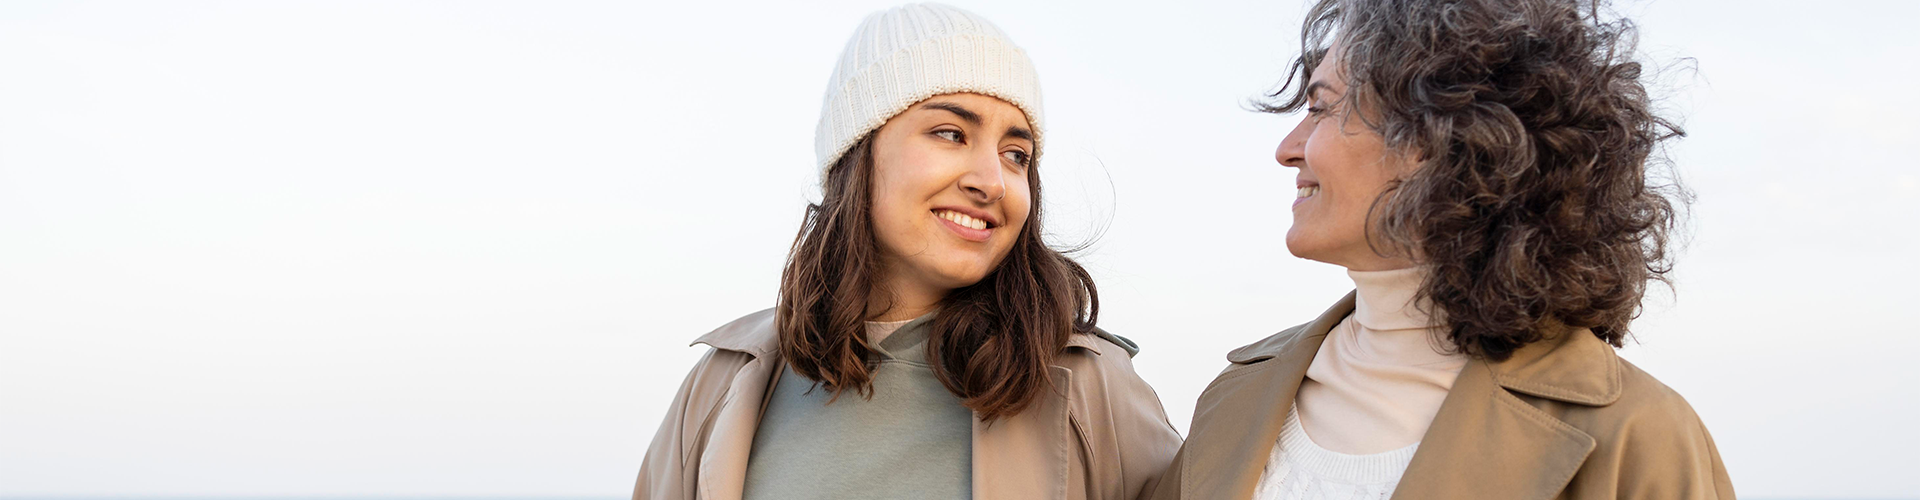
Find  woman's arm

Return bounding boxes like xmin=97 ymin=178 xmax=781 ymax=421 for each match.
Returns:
xmin=633 ymin=349 xmax=723 ymax=500
xmin=1079 ymin=336 xmax=1184 ymax=500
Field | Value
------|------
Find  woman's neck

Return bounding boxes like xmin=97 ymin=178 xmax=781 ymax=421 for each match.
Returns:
xmin=867 ymin=276 xmax=945 ymax=322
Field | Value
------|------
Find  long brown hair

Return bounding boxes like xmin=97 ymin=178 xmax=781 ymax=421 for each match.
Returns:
xmin=1262 ymin=0 xmax=1686 ymax=361
xmin=775 ymin=133 xmax=1099 ymax=421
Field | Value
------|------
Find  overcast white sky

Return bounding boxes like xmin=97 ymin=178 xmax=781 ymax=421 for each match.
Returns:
xmin=2 ymin=0 xmax=1916 ymax=498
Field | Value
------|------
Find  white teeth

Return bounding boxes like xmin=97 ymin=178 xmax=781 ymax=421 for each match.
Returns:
xmin=1297 ymin=186 xmax=1319 ymax=198
xmin=937 ymin=210 xmax=988 ymax=230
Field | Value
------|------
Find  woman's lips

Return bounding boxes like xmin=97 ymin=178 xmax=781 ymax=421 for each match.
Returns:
xmin=937 ymin=213 xmax=993 ymax=242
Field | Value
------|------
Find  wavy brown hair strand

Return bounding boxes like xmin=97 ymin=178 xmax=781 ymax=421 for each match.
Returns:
xmin=777 ymin=137 xmax=884 ymax=399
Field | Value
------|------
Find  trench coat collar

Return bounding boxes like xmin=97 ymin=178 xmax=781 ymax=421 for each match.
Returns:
xmin=1477 ymin=320 xmax=1624 ymax=406
xmin=691 ymin=310 xmax=782 ymax=359
xmin=1186 ymin=292 xmax=1627 ymax=500
xmin=686 ymin=309 xmax=1109 ymax=500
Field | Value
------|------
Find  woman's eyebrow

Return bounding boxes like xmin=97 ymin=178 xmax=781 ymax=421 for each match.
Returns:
xmin=924 ymin=101 xmax=1029 ymax=142
xmin=922 ymin=102 xmax=982 ymax=125
xmin=1305 ymin=80 xmax=1334 ymax=100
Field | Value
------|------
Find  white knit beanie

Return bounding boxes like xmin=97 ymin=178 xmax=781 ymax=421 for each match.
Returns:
xmin=814 ymin=3 xmax=1044 ymax=178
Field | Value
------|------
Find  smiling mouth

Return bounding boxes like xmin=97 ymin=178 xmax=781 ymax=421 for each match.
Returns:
xmin=934 ymin=209 xmax=992 ymax=230
xmin=1293 ymin=185 xmax=1320 ymax=209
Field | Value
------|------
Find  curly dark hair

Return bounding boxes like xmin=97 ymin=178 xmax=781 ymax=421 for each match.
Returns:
xmin=1263 ymin=0 xmax=1687 ymax=361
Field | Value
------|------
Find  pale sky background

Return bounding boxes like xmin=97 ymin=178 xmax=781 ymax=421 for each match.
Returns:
xmin=2 ymin=0 xmax=1916 ymax=498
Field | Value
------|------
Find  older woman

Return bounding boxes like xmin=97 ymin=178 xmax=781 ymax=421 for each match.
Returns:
xmin=1149 ymin=0 xmax=1733 ymax=498
xmin=633 ymin=4 xmax=1180 ymax=500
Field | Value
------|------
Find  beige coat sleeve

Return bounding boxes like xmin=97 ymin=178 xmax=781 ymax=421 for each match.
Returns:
xmin=634 ymin=349 xmax=740 ymax=500
xmin=1111 ymin=363 xmax=1183 ymax=500
xmin=1081 ymin=340 xmax=1183 ymax=500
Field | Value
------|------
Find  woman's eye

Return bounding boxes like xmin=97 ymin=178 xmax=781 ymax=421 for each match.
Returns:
xmin=934 ymin=130 xmax=963 ymax=142
xmin=1307 ymin=105 xmax=1326 ymax=115
xmin=1001 ymin=150 xmax=1030 ymax=167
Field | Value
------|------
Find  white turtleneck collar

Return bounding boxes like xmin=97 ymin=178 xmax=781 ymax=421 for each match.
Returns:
xmin=1347 ymin=266 xmax=1435 ymax=332
xmin=1291 ymin=265 xmax=1469 ymax=456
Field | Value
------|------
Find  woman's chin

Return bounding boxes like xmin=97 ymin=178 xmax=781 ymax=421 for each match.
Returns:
xmin=1283 ymin=231 xmax=1314 ymax=260
xmin=1284 ymin=238 xmax=1346 ymax=267
xmin=892 ymin=260 xmax=989 ymax=292
xmin=919 ymin=250 xmax=1004 ymax=288
xmin=936 ymin=270 xmax=992 ymax=289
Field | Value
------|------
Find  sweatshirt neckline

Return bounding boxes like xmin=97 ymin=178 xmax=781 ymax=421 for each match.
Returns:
xmin=867 ymin=312 xmax=936 ymax=362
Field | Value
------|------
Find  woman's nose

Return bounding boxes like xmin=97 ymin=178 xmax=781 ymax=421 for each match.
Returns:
xmin=1277 ymin=116 xmax=1310 ymax=168
xmin=959 ymin=152 xmax=1006 ymax=203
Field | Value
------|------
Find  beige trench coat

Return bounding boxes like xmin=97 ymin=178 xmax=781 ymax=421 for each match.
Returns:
xmin=634 ymin=309 xmax=1183 ymax=500
xmin=1146 ymin=293 xmax=1735 ymax=500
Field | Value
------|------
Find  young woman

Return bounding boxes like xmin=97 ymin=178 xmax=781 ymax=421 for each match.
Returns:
xmin=633 ymin=4 xmax=1180 ymax=500
xmin=1148 ymin=0 xmax=1733 ymax=499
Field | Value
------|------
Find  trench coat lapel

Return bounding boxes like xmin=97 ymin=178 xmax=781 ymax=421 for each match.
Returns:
xmin=1178 ymin=293 xmax=1354 ymax=500
xmin=969 ymin=329 xmax=1119 ymax=499
xmin=693 ymin=356 xmax=778 ymax=500
xmin=1391 ymin=329 xmax=1623 ymax=500
xmin=971 ymin=365 xmax=1076 ymax=500
xmin=690 ymin=313 xmax=784 ymax=500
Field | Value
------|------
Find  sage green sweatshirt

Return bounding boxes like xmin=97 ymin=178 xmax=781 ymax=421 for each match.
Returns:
xmin=741 ymin=315 xmax=970 ymax=500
